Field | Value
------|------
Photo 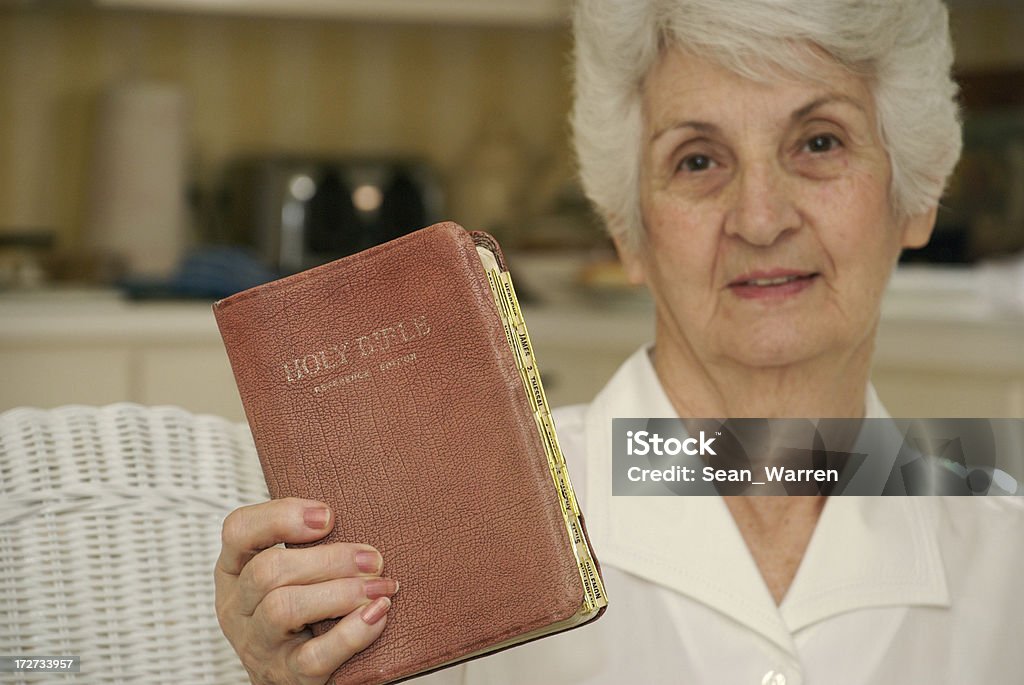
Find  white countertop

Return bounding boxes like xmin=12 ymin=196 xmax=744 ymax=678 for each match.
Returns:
xmin=0 ymin=288 xmax=225 ymax=344
xmin=1 ymin=264 xmax=1022 ymax=372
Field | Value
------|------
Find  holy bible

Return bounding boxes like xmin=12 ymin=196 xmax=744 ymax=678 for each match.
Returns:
xmin=213 ymin=222 xmax=607 ymax=685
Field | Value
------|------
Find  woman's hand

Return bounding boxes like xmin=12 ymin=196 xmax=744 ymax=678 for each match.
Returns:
xmin=215 ymin=498 xmax=398 ymax=685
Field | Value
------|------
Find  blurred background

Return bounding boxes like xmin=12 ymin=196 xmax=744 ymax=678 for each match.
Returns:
xmin=1 ymin=0 xmax=1022 ymax=421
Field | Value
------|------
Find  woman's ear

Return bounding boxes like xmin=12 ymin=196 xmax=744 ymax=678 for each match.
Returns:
xmin=606 ymin=213 xmax=647 ymax=282
xmin=900 ymin=206 xmax=939 ymax=249
xmin=610 ymin=230 xmax=648 ymax=285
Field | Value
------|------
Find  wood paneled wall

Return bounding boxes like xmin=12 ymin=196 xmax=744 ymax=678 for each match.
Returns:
xmin=0 ymin=8 xmax=573 ymax=245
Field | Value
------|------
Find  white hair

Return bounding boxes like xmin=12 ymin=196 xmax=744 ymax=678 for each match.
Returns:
xmin=572 ymin=0 xmax=963 ymax=243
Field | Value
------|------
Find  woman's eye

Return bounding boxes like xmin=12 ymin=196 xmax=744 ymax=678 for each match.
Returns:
xmin=805 ymin=134 xmax=841 ymax=154
xmin=679 ymin=154 xmax=715 ymax=172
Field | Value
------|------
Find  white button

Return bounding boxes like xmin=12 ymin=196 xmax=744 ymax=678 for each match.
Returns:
xmin=762 ymin=670 xmax=787 ymax=685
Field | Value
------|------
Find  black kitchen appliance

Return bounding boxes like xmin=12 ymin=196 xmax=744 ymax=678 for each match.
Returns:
xmin=217 ymin=156 xmax=444 ymax=274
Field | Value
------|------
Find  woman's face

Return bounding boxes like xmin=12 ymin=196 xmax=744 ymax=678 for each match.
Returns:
xmin=622 ymin=48 xmax=936 ymax=370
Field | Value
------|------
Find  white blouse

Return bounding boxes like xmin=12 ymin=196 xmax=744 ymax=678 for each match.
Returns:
xmin=416 ymin=347 xmax=1024 ymax=685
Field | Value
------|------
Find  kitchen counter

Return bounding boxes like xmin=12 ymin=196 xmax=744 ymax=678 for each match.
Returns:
xmin=2 ymin=265 xmax=1023 ymax=419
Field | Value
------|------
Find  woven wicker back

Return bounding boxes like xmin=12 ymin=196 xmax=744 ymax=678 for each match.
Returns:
xmin=0 ymin=404 xmax=268 ymax=684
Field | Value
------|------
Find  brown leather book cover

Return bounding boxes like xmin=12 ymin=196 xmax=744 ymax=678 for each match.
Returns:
xmin=213 ymin=221 xmax=606 ymax=685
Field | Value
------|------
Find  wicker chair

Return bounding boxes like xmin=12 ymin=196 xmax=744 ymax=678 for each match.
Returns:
xmin=0 ymin=404 xmax=268 ymax=684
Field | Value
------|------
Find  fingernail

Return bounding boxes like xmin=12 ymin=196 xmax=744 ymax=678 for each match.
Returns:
xmin=355 ymin=550 xmax=382 ymax=574
xmin=303 ymin=507 xmax=329 ymax=529
xmin=361 ymin=597 xmax=391 ymax=625
xmin=364 ymin=578 xmax=399 ymax=600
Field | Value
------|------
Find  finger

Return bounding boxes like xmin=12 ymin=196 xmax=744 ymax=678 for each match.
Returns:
xmin=237 ymin=543 xmax=385 ymax=617
xmin=288 ymin=597 xmax=393 ymax=682
xmin=256 ymin=576 xmax=400 ymax=638
xmin=217 ymin=498 xmax=334 ymax=577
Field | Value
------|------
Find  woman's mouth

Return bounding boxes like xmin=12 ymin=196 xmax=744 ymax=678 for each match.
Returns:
xmin=728 ymin=271 xmax=819 ymax=299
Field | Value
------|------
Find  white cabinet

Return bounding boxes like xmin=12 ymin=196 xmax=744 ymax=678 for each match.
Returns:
xmin=873 ymin=318 xmax=1024 ymax=417
xmin=872 ymin=268 xmax=1024 ymax=418
xmin=0 ymin=290 xmax=246 ymax=420
xmin=2 ymin=283 xmax=1023 ymax=421
xmin=0 ymin=289 xmax=640 ymax=422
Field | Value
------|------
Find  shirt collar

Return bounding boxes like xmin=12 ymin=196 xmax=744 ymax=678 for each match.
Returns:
xmin=583 ymin=346 xmax=950 ymax=654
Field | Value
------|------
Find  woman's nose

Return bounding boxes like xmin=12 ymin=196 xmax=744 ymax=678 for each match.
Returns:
xmin=724 ymin=161 xmax=802 ymax=247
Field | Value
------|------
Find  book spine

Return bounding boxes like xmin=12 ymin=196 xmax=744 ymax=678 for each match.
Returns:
xmin=483 ymin=266 xmax=609 ymax=614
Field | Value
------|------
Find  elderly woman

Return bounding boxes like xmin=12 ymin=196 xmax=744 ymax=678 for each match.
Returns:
xmin=216 ymin=0 xmax=1024 ymax=683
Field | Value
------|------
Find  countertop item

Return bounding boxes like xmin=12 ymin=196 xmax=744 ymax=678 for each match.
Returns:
xmin=85 ymin=82 xmax=189 ymax=279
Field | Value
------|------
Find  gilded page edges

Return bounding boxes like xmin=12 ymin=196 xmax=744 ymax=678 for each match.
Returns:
xmin=478 ymin=246 xmax=608 ymax=616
